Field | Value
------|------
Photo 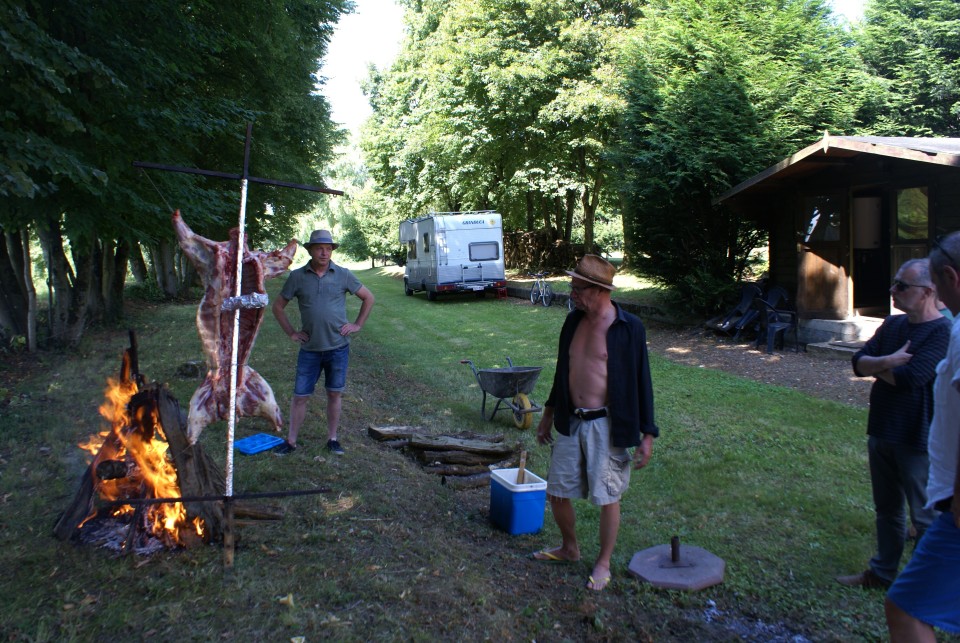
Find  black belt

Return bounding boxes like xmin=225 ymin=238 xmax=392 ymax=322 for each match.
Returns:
xmin=934 ymin=496 xmax=954 ymax=512
xmin=573 ymin=407 xmax=607 ymax=421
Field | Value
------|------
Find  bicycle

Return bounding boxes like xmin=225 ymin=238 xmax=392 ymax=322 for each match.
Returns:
xmin=528 ymin=271 xmax=554 ymax=307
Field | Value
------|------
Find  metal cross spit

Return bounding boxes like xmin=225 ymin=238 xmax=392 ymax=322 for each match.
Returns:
xmin=134 ymin=123 xmax=342 ymax=570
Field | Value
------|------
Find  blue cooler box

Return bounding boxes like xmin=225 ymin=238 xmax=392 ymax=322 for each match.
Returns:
xmin=490 ymin=468 xmax=547 ymax=535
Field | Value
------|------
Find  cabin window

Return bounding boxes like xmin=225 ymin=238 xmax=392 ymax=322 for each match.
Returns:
xmin=407 ymin=240 xmax=417 ymax=260
xmin=896 ymin=187 xmax=928 ymax=241
xmin=802 ymin=196 xmax=842 ymax=243
xmin=422 ymin=233 xmax=430 ymax=254
xmin=469 ymin=242 xmax=499 ymax=262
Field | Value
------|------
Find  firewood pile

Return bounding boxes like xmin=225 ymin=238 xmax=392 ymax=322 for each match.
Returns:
xmin=368 ymin=425 xmax=522 ymax=490
xmin=504 ymin=229 xmax=584 ymax=271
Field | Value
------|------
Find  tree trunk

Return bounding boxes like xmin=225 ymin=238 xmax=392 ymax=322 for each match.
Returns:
xmin=69 ymin=238 xmax=96 ymax=345
xmin=128 ymin=242 xmax=148 ymax=285
xmin=103 ymin=238 xmax=130 ymax=323
xmin=582 ymin=175 xmax=602 ymax=254
xmin=564 ymin=189 xmax=576 ymax=243
xmin=525 ymin=191 xmax=535 ymax=231
xmin=553 ymin=195 xmax=564 ymax=237
xmin=0 ymin=232 xmax=27 ymax=342
xmin=153 ymin=238 xmax=178 ymax=297
xmin=71 ymin=239 xmax=102 ymax=332
xmin=35 ymin=215 xmax=76 ymax=346
xmin=620 ymin=191 xmax=635 ymax=267
xmin=19 ymin=229 xmax=37 ymax=352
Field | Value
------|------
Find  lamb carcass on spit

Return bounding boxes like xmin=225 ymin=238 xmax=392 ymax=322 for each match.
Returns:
xmin=172 ymin=210 xmax=297 ymax=443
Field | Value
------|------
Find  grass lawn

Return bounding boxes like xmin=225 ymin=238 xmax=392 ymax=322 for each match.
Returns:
xmin=1 ymin=265 xmax=954 ymax=641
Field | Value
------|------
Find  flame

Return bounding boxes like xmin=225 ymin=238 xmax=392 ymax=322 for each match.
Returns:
xmin=79 ymin=364 xmax=205 ymax=548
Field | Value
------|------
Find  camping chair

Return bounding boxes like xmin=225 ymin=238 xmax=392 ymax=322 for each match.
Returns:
xmin=751 ymin=289 xmax=799 ymax=353
xmin=704 ymin=283 xmax=763 ymax=336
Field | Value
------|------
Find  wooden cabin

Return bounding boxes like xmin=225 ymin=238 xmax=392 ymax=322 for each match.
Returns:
xmin=717 ymin=134 xmax=960 ymax=342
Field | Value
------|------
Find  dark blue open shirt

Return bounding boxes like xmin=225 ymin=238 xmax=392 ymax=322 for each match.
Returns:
xmin=545 ymin=303 xmax=658 ymax=448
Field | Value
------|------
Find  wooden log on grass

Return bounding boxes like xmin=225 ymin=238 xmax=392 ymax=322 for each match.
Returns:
xmin=406 ymin=435 xmax=515 ymax=457
xmin=423 ymin=462 xmax=492 ymax=476
xmin=416 ymin=449 xmax=505 ymax=466
xmin=367 ymin=425 xmax=421 ymax=441
xmin=440 ymin=472 xmax=491 ymax=490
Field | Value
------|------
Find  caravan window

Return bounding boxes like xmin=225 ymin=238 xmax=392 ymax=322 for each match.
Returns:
xmin=469 ymin=242 xmax=499 ymax=261
xmin=423 ymin=233 xmax=430 ymax=254
xmin=407 ymin=240 xmax=417 ymax=260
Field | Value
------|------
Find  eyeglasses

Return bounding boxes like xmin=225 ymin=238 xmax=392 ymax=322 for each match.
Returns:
xmin=892 ymin=280 xmax=929 ymax=292
xmin=932 ymin=236 xmax=960 ymax=269
xmin=569 ymin=283 xmax=597 ymax=293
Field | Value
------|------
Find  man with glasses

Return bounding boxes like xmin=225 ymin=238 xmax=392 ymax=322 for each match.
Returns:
xmin=886 ymin=236 xmax=960 ymax=640
xmin=533 ymin=255 xmax=658 ymax=592
xmin=838 ymin=259 xmax=949 ymax=590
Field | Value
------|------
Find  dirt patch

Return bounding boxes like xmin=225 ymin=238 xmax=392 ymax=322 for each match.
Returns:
xmin=644 ymin=322 xmax=872 ymax=409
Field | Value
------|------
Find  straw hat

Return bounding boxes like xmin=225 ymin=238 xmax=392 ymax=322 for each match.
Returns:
xmin=303 ymin=229 xmax=338 ymax=249
xmin=566 ymin=254 xmax=616 ymax=290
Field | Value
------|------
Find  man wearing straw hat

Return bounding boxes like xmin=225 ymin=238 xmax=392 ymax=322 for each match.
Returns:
xmin=534 ymin=254 xmax=658 ymax=591
xmin=272 ymin=229 xmax=375 ymax=456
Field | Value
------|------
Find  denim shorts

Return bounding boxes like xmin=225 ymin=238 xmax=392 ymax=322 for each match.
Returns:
xmin=886 ymin=510 xmax=960 ymax=634
xmin=294 ymin=344 xmax=349 ymax=395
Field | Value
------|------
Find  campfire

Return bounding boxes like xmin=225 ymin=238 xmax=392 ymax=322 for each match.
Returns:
xmin=54 ymin=334 xmax=226 ymax=554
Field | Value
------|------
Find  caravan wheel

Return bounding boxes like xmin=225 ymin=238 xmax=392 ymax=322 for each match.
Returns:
xmin=427 ymin=290 xmax=438 ymax=301
xmin=404 ymin=279 xmax=413 ymax=296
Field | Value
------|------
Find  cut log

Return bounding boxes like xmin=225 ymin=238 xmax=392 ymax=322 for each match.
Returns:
xmin=52 ymin=467 xmax=96 ymax=540
xmin=406 ymin=435 xmax=515 ymax=456
xmin=154 ymin=385 xmax=225 ymax=541
xmin=441 ymin=472 xmax=491 ymax=490
xmin=416 ymin=450 xmax=505 ymax=466
xmin=368 ymin=425 xmax=421 ymax=441
xmin=423 ymin=462 xmax=492 ymax=476
xmin=486 ymin=454 xmax=522 ymax=470
xmin=369 ymin=425 xmax=505 ymax=444
xmin=233 ymin=504 xmax=284 ymax=521
xmin=441 ymin=430 xmax=505 ymax=443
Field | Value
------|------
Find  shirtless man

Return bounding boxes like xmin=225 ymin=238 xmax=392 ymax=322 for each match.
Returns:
xmin=534 ymin=255 xmax=658 ymax=591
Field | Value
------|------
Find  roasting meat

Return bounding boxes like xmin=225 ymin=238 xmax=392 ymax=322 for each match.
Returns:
xmin=172 ymin=211 xmax=297 ymax=443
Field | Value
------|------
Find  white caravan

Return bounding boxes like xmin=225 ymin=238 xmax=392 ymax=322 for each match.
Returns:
xmin=399 ymin=211 xmax=506 ymax=300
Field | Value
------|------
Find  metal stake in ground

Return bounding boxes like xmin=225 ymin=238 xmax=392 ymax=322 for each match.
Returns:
xmin=628 ymin=535 xmax=725 ymax=591
xmin=134 ymin=123 xmax=343 ymax=570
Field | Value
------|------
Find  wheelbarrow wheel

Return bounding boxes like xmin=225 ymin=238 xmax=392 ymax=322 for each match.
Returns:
xmin=512 ymin=393 xmax=533 ymax=429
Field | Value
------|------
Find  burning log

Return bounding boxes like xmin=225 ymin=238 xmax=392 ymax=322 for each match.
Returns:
xmin=54 ymin=339 xmax=226 ymax=550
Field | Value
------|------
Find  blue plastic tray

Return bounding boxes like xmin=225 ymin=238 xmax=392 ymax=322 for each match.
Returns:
xmin=234 ymin=433 xmax=285 ymax=455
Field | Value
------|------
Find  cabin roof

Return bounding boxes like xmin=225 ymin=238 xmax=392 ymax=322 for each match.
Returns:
xmin=716 ymin=133 xmax=960 ymax=203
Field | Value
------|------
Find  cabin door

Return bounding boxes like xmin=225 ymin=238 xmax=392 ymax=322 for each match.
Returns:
xmin=797 ymin=195 xmax=850 ymax=319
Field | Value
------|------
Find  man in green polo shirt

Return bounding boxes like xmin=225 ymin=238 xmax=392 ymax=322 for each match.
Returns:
xmin=272 ymin=229 xmax=375 ymax=455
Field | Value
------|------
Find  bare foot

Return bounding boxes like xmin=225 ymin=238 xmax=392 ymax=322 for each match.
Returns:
xmin=586 ymin=564 xmax=611 ymax=591
xmin=531 ymin=546 xmax=580 ymax=562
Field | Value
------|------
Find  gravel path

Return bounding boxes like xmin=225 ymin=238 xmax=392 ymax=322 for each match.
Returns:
xmin=644 ymin=322 xmax=872 ymax=408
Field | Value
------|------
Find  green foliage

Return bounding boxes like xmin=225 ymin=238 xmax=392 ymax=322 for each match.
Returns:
xmin=0 ymin=0 xmax=350 ymax=346
xmin=857 ymin=0 xmax=960 ymax=136
xmin=613 ymin=0 xmax=870 ymax=311
xmin=362 ymin=0 xmax=636 ymax=243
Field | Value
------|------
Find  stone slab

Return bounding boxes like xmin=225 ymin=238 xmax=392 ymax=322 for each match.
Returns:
xmin=628 ymin=543 xmax=725 ymax=591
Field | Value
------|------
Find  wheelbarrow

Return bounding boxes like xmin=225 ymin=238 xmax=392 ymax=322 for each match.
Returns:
xmin=460 ymin=357 xmax=543 ymax=429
